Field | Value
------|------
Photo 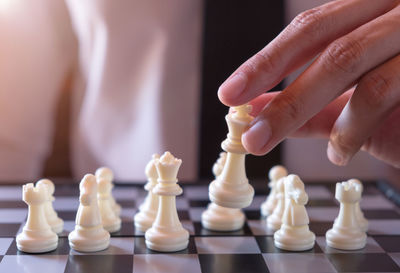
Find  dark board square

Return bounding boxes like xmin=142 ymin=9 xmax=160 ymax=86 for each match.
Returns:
xmin=364 ymin=210 xmax=400 ymax=219
xmin=255 ymin=236 xmax=322 ymax=253
xmin=58 ymin=211 xmax=78 ymax=221
xmin=133 ymin=236 xmax=196 ymax=254
xmin=193 ymin=222 xmax=253 ymax=236
xmin=244 ymin=210 xmax=261 ymax=220
xmin=307 ymin=199 xmax=337 ymax=207
xmin=189 ymin=200 xmax=209 ymax=207
xmin=111 ymin=222 xmax=135 ymax=237
xmin=65 ymin=254 xmax=133 ymax=273
xmin=373 ymin=236 xmax=400 ymax=252
xmin=0 ymin=224 xmax=21 ymax=237
xmin=178 ymin=210 xmax=190 ymax=220
xmin=199 ymin=254 xmax=269 ymax=273
xmin=0 ymin=201 xmax=26 ymax=208
xmin=309 ymin=221 xmax=333 ymax=236
xmin=6 ymin=237 xmax=71 ymax=255
xmin=327 ymin=253 xmax=400 ymax=272
xmin=117 ymin=200 xmax=135 ymax=208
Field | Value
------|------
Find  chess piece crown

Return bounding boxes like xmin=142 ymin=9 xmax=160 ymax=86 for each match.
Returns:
xmin=153 ymin=152 xmax=182 ymax=196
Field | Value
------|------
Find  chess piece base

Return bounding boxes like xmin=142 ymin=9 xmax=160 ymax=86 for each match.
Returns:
xmin=326 ymin=227 xmax=366 ymax=250
xmin=209 ymin=180 xmax=254 ymax=209
xmin=145 ymin=227 xmax=189 ymax=252
xmin=68 ymin=226 xmax=110 ymax=252
xmin=16 ymin=231 xmax=58 ymax=253
xmin=274 ymin=225 xmax=315 ymax=251
xmin=201 ymin=203 xmax=245 ymax=231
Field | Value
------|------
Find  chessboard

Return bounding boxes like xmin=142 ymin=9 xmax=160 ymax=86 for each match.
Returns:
xmin=0 ymin=180 xmax=400 ymax=273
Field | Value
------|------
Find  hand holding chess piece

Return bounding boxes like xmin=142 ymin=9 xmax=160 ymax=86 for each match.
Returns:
xmin=274 ymin=175 xmax=315 ymax=251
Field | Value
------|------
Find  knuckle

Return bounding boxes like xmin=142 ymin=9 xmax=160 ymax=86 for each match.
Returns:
xmin=290 ymin=8 xmax=325 ymax=36
xmin=275 ymin=92 xmax=305 ymax=121
xmin=321 ymin=37 xmax=365 ymax=74
xmin=242 ymin=50 xmax=277 ymax=76
xmin=330 ymin=131 xmax=359 ymax=155
xmin=359 ymin=71 xmax=394 ymax=108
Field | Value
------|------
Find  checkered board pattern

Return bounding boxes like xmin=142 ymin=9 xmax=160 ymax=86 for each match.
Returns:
xmin=0 ymin=181 xmax=400 ymax=273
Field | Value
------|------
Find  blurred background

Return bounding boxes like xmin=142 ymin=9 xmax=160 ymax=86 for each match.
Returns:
xmin=0 ymin=0 xmax=398 ymax=184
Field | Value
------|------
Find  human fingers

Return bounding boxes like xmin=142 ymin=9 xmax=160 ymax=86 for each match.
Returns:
xmin=242 ymin=6 xmax=400 ymax=155
xmin=218 ymin=0 xmax=398 ymax=106
xmin=248 ymin=92 xmax=279 ymax=116
xmin=327 ymin=54 xmax=400 ymax=165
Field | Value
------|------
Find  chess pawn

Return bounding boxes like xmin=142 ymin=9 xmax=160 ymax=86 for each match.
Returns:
xmin=261 ymin=165 xmax=288 ymax=217
xmin=348 ymin=179 xmax=368 ymax=232
xmin=326 ymin=181 xmax=367 ymax=250
xmin=36 ymin=179 xmax=64 ymax=234
xmin=266 ymin=177 xmax=285 ymax=231
xmin=95 ymin=167 xmax=121 ymax=216
xmin=16 ymin=183 xmax=58 ymax=253
xmin=209 ymin=105 xmax=254 ymax=208
xmin=202 ymin=152 xmax=245 ymax=231
xmin=274 ymin=175 xmax=315 ymax=251
xmin=134 ymin=154 xmax=160 ymax=232
xmin=145 ymin=152 xmax=189 ymax=252
xmin=97 ymin=177 xmax=121 ymax=233
xmin=69 ymin=174 xmax=110 ymax=252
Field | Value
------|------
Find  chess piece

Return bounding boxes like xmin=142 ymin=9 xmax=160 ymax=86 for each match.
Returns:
xmin=97 ymin=176 xmax=121 ymax=233
xmin=274 ymin=175 xmax=315 ymax=251
xmin=261 ymin=165 xmax=288 ymax=217
xmin=69 ymin=174 xmax=110 ymax=252
xmin=134 ymin=154 xmax=160 ymax=232
xmin=95 ymin=167 xmax=121 ymax=216
xmin=202 ymin=152 xmax=245 ymax=231
xmin=209 ymin=105 xmax=254 ymax=208
xmin=145 ymin=152 xmax=189 ymax=252
xmin=326 ymin=181 xmax=367 ymax=250
xmin=348 ymin=178 xmax=368 ymax=232
xmin=266 ymin=177 xmax=285 ymax=231
xmin=36 ymin=179 xmax=64 ymax=234
xmin=16 ymin=183 xmax=58 ymax=253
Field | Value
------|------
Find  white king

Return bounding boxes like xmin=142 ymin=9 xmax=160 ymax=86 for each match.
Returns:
xmin=145 ymin=151 xmax=189 ymax=252
xmin=209 ymin=104 xmax=254 ymax=208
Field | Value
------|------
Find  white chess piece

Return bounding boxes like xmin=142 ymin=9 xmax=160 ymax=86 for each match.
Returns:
xmin=16 ymin=183 xmax=58 ymax=253
xmin=348 ymin=178 xmax=368 ymax=232
xmin=209 ymin=105 xmax=254 ymax=208
xmin=261 ymin=165 xmax=288 ymax=217
xmin=145 ymin=152 xmax=189 ymax=252
xmin=326 ymin=181 xmax=367 ymax=250
xmin=266 ymin=177 xmax=285 ymax=231
xmin=95 ymin=167 xmax=121 ymax=216
xmin=202 ymin=152 xmax=245 ymax=231
xmin=134 ymin=154 xmax=160 ymax=232
xmin=97 ymin=177 xmax=122 ymax=233
xmin=36 ymin=179 xmax=64 ymax=234
xmin=69 ymin=174 xmax=110 ymax=252
xmin=274 ymin=175 xmax=315 ymax=251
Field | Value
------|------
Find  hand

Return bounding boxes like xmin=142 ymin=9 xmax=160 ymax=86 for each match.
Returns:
xmin=218 ymin=0 xmax=400 ymax=168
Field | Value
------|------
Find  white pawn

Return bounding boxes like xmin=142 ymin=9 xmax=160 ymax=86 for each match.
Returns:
xmin=202 ymin=152 xmax=245 ymax=231
xmin=97 ymin=176 xmax=121 ymax=233
xmin=134 ymin=154 xmax=160 ymax=232
xmin=261 ymin=165 xmax=288 ymax=217
xmin=16 ymin=183 xmax=58 ymax=253
xmin=95 ymin=167 xmax=121 ymax=216
xmin=274 ymin=175 xmax=315 ymax=251
xmin=326 ymin=181 xmax=367 ymax=250
xmin=348 ymin=178 xmax=368 ymax=232
xmin=36 ymin=179 xmax=64 ymax=234
xmin=69 ymin=174 xmax=110 ymax=252
xmin=266 ymin=177 xmax=285 ymax=231
xmin=145 ymin=152 xmax=189 ymax=252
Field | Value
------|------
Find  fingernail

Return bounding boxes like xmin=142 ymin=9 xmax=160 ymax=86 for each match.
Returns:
xmin=218 ymin=72 xmax=247 ymax=101
xmin=327 ymin=142 xmax=349 ymax=166
xmin=242 ymin=119 xmax=271 ymax=154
